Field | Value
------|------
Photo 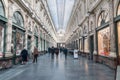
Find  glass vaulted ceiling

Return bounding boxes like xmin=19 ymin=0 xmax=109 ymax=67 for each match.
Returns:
xmin=47 ymin=0 xmax=75 ymax=32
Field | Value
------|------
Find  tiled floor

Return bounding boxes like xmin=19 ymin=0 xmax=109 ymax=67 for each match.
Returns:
xmin=0 ymin=53 xmax=115 ymax=80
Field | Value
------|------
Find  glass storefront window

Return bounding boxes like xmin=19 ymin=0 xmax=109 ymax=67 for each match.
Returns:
xmin=16 ymin=32 xmax=24 ymax=55
xmin=117 ymin=21 xmax=120 ymax=56
xmin=0 ymin=25 xmax=4 ymax=57
xmin=84 ymin=38 xmax=89 ymax=52
xmin=98 ymin=27 xmax=110 ymax=56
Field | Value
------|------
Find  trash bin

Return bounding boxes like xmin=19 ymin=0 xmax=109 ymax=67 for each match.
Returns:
xmin=74 ymin=49 xmax=78 ymax=59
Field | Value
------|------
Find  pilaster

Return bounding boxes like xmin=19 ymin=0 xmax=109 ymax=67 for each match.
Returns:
xmin=109 ymin=0 xmax=117 ymax=58
xmin=5 ymin=2 xmax=13 ymax=57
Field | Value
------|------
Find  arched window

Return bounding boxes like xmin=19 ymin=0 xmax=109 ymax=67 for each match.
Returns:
xmin=79 ymin=28 xmax=82 ymax=37
xmin=12 ymin=11 xmax=24 ymax=27
xmin=90 ymin=21 xmax=93 ymax=32
xmin=98 ymin=10 xmax=109 ymax=27
xmin=117 ymin=3 xmax=120 ymax=16
xmin=28 ymin=21 xmax=32 ymax=31
xmin=0 ymin=0 xmax=5 ymax=16
xmin=83 ymin=26 xmax=87 ymax=34
xmin=34 ymin=26 xmax=38 ymax=34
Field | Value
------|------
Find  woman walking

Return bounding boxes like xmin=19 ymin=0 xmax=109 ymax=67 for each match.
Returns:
xmin=33 ymin=47 xmax=38 ymax=63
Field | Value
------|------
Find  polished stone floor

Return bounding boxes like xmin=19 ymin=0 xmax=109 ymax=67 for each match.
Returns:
xmin=0 ymin=53 xmax=115 ymax=80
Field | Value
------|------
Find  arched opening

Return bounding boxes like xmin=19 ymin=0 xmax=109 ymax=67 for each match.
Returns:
xmin=11 ymin=11 xmax=25 ymax=59
xmin=97 ymin=10 xmax=109 ymax=27
xmin=12 ymin=11 xmax=24 ymax=27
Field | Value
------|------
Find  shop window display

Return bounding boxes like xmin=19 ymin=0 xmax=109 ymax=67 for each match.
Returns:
xmin=98 ymin=27 xmax=110 ymax=56
xmin=16 ymin=32 xmax=24 ymax=55
xmin=84 ymin=38 xmax=89 ymax=53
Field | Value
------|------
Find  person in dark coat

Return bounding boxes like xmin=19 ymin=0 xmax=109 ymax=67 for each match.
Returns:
xmin=51 ymin=46 xmax=54 ymax=59
xmin=63 ymin=48 xmax=68 ymax=59
xmin=48 ymin=47 xmax=51 ymax=54
xmin=55 ymin=48 xmax=59 ymax=59
xmin=20 ymin=48 xmax=28 ymax=64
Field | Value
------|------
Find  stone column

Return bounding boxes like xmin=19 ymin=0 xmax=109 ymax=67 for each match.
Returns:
xmin=93 ymin=13 xmax=97 ymax=55
xmin=24 ymin=15 xmax=28 ymax=49
xmin=109 ymin=0 xmax=117 ymax=58
xmin=5 ymin=2 xmax=13 ymax=57
xmin=93 ymin=12 xmax=98 ymax=62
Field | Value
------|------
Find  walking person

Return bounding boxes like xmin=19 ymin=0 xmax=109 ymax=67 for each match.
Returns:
xmin=33 ymin=47 xmax=38 ymax=63
xmin=48 ymin=47 xmax=51 ymax=54
xmin=51 ymin=46 xmax=54 ymax=59
xmin=55 ymin=48 xmax=59 ymax=59
xmin=20 ymin=47 xmax=28 ymax=65
xmin=63 ymin=48 xmax=68 ymax=59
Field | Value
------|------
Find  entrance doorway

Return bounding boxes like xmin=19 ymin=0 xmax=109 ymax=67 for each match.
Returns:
xmin=27 ymin=36 xmax=31 ymax=56
xmin=89 ymin=35 xmax=94 ymax=60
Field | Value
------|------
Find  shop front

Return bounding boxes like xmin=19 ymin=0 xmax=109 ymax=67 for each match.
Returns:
xmin=96 ymin=9 xmax=116 ymax=69
xmin=115 ymin=2 xmax=120 ymax=65
xmin=12 ymin=11 xmax=25 ymax=64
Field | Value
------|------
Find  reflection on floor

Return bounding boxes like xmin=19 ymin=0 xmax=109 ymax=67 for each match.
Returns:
xmin=0 ymin=53 xmax=115 ymax=80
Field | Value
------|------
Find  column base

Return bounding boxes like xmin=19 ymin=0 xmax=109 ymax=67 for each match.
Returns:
xmin=0 ymin=52 xmax=13 ymax=70
xmin=5 ymin=52 xmax=13 ymax=58
xmin=109 ymin=52 xmax=117 ymax=58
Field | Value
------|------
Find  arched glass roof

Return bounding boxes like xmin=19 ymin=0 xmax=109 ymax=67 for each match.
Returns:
xmin=47 ymin=0 xmax=75 ymax=32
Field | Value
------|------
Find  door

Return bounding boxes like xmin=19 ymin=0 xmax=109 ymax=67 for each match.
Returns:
xmin=89 ymin=35 xmax=94 ymax=60
xmin=27 ymin=36 xmax=31 ymax=55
